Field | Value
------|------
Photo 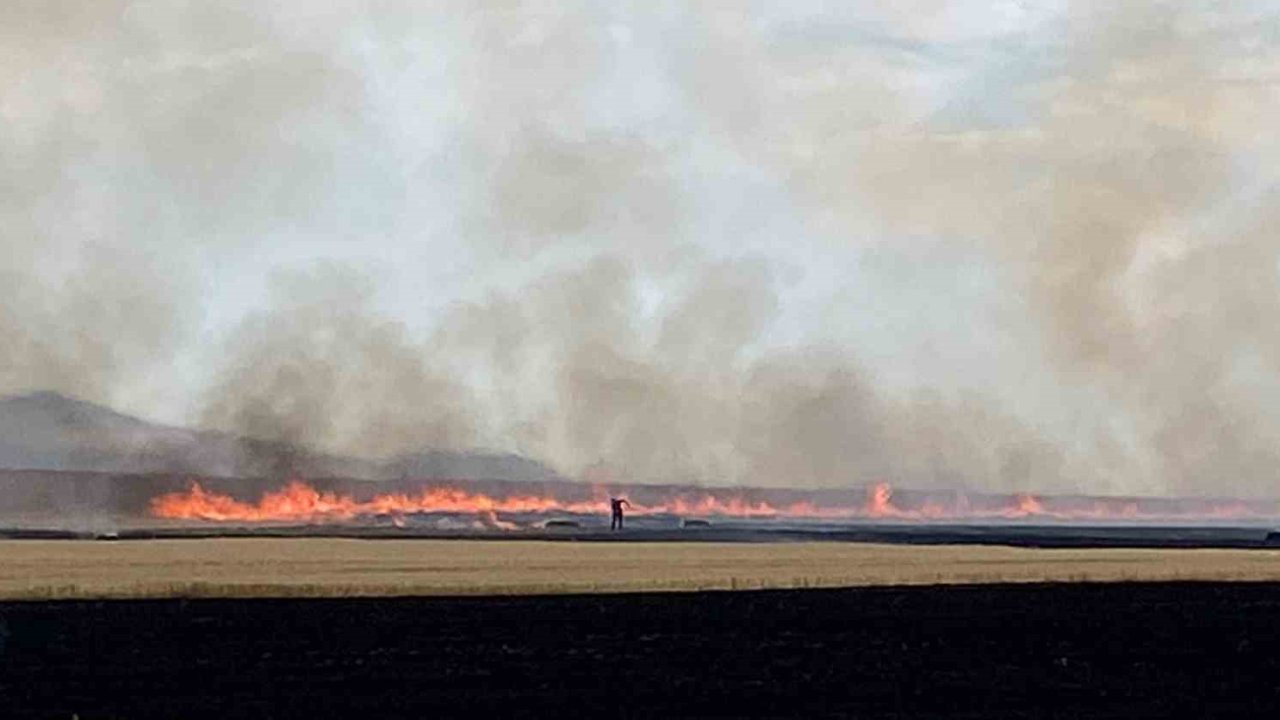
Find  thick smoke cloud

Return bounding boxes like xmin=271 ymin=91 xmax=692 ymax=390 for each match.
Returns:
xmin=210 ymin=254 xmax=1066 ymax=492
xmin=682 ymin=2 xmax=1280 ymax=495
xmin=3 ymin=1 xmax=1278 ymax=496
xmin=0 ymin=1 xmax=360 ymax=409
xmin=200 ymin=265 xmax=477 ymax=472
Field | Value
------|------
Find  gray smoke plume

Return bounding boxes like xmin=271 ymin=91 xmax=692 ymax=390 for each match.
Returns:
xmin=201 ymin=265 xmax=477 ymax=470
xmin=3 ymin=1 xmax=1277 ymax=497
xmin=207 ymin=253 xmax=1067 ymax=492
xmin=679 ymin=2 xmax=1280 ymax=496
xmin=0 ymin=0 xmax=355 ymax=410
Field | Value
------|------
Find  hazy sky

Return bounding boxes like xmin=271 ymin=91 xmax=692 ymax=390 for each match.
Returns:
xmin=4 ymin=2 xmax=1280 ymax=495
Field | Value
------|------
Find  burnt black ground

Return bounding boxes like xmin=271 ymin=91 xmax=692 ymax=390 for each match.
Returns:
xmin=3 ymin=583 xmax=1280 ymax=719
xmin=8 ymin=521 xmax=1280 ymax=548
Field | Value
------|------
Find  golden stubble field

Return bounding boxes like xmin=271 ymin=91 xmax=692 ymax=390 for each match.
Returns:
xmin=4 ymin=539 xmax=1280 ymax=600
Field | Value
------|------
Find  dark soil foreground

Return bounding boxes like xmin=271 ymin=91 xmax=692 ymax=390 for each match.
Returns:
xmin=3 ymin=583 xmax=1280 ymax=719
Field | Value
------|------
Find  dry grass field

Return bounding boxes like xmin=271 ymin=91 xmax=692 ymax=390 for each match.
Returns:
xmin=6 ymin=538 xmax=1280 ymax=599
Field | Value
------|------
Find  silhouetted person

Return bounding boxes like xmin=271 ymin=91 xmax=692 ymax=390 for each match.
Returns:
xmin=610 ymin=498 xmax=630 ymax=530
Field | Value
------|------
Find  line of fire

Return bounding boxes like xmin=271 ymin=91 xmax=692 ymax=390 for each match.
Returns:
xmin=147 ymin=478 xmax=1280 ymax=528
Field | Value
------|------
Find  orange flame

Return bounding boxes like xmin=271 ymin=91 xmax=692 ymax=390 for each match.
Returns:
xmin=149 ymin=481 xmax=605 ymax=523
xmin=867 ymin=482 xmax=896 ymax=517
xmin=148 ymin=479 xmax=1280 ymax=526
xmin=148 ymin=480 xmax=864 ymax=524
xmin=1009 ymin=493 xmax=1045 ymax=518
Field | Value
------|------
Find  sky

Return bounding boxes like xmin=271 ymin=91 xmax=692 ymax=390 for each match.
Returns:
xmin=3 ymin=1 xmax=1280 ymax=496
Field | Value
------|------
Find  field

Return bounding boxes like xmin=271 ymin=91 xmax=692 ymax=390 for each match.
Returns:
xmin=5 ymin=583 xmax=1280 ymax=717
xmin=7 ymin=538 xmax=1280 ymax=599
xmin=8 ymin=540 xmax=1280 ymax=716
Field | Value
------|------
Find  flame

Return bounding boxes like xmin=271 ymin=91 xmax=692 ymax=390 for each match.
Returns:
xmin=149 ymin=479 xmax=861 ymax=524
xmin=148 ymin=479 xmax=1280 ymax=526
xmin=867 ymin=482 xmax=896 ymax=517
xmin=1009 ymin=493 xmax=1045 ymax=518
xmin=149 ymin=480 xmax=604 ymax=523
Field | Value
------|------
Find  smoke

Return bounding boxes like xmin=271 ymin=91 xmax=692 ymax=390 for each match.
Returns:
xmin=200 ymin=265 xmax=477 ymax=474
xmin=0 ymin=0 xmax=358 ymax=411
xmin=3 ymin=1 xmax=1278 ymax=496
xmin=204 ymin=254 xmax=1066 ymax=492
xmin=679 ymin=2 xmax=1280 ymax=495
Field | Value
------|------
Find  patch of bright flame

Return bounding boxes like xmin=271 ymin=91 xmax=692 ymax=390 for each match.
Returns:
xmin=148 ymin=479 xmax=1278 ymax=527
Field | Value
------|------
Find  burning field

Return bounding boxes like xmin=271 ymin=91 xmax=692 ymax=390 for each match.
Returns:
xmin=145 ymin=477 xmax=1280 ymax=528
xmin=9 ymin=468 xmax=1280 ymax=551
xmin=10 ymin=472 xmax=1280 ymax=602
xmin=9 ymin=469 xmax=1280 ymax=553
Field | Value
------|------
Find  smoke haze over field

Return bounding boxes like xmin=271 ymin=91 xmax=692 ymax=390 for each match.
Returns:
xmin=2 ymin=2 xmax=1279 ymax=496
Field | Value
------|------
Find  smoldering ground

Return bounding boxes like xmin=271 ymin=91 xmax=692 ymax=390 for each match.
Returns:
xmin=2 ymin=2 xmax=1278 ymax=498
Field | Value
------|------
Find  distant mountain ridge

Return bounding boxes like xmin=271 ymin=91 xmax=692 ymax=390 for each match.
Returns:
xmin=0 ymin=391 xmax=561 ymax=483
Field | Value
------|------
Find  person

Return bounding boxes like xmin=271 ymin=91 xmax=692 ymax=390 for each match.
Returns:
xmin=610 ymin=497 xmax=631 ymax=530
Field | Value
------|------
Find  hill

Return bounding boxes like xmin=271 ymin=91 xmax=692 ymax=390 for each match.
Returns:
xmin=0 ymin=391 xmax=561 ymax=482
